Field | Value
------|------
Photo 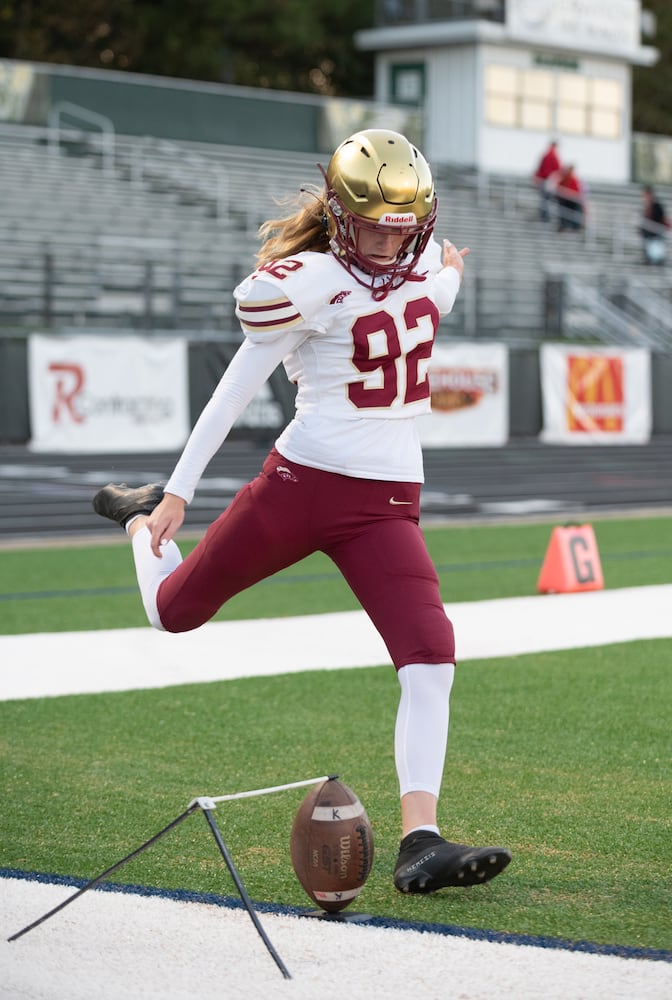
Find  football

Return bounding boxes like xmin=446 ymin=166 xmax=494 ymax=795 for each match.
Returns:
xmin=290 ymin=777 xmax=375 ymax=913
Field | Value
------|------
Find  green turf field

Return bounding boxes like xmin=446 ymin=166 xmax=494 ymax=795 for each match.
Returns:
xmin=1 ymin=515 xmax=671 ymax=952
xmin=1 ymin=513 xmax=671 ymax=634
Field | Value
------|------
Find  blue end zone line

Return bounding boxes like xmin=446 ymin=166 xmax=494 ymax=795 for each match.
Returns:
xmin=3 ymin=868 xmax=670 ymax=965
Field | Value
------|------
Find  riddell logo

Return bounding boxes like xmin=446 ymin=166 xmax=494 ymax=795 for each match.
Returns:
xmin=566 ymin=355 xmax=624 ymax=432
xmin=380 ymin=213 xmax=416 ymax=225
xmin=49 ymin=363 xmax=85 ymax=423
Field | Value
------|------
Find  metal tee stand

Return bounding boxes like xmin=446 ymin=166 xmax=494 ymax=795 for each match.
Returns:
xmin=8 ymin=774 xmax=335 ymax=981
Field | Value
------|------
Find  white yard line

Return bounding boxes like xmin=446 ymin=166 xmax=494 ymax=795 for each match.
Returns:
xmin=2 ymin=585 xmax=672 ymax=701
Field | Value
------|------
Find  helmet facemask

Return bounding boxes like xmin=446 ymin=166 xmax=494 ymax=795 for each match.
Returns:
xmin=326 ymin=188 xmax=437 ymax=299
xmin=321 ymin=129 xmax=437 ymax=300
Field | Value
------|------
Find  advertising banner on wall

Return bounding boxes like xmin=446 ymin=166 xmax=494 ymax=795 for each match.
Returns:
xmin=540 ymin=343 xmax=651 ymax=444
xmin=417 ymin=343 xmax=509 ymax=448
xmin=28 ymin=334 xmax=190 ymax=453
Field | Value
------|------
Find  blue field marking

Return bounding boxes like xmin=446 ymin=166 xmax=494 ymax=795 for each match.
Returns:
xmin=0 ymin=586 xmax=138 ymax=601
xmin=3 ymin=868 xmax=671 ymax=965
xmin=1 ymin=548 xmax=669 ymax=604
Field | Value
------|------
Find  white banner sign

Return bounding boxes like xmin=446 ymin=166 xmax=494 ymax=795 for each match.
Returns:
xmin=417 ymin=343 xmax=509 ymax=448
xmin=28 ymin=334 xmax=190 ymax=453
xmin=540 ymin=343 xmax=651 ymax=444
xmin=507 ymin=0 xmax=640 ymax=55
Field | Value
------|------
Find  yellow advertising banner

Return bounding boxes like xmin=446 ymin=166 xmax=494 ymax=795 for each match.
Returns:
xmin=540 ymin=343 xmax=651 ymax=444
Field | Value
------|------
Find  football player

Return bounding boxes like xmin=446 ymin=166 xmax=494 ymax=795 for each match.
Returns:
xmin=94 ymin=129 xmax=511 ymax=894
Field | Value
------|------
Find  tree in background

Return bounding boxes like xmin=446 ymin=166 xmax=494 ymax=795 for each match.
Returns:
xmin=633 ymin=0 xmax=672 ymax=136
xmin=0 ymin=0 xmax=375 ymax=97
xmin=0 ymin=0 xmax=670 ymax=135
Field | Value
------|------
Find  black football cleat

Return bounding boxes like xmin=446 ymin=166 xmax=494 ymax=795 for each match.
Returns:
xmin=393 ymin=829 xmax=511 ymax=894
xmin=92 ymin=482 xmax=164 ymax=529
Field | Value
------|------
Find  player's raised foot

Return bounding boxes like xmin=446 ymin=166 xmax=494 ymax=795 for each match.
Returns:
xmin=92 ymin=483 xmax=164 ymax=529
xmin=393 ymin=830 xmax=511 ymax=894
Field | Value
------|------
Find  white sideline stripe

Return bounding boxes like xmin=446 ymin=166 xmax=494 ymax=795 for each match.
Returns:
xmin=1 ymin=584 xmax=672 ymax=701
xmin=2 ymin=878 xmax=670 ymax=1000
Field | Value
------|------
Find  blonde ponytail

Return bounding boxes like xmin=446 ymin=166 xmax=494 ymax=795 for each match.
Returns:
xmin=256 ymin=186 xmax=330 ymax=266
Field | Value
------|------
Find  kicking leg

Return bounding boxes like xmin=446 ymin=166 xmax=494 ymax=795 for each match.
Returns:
xmin=130 ymin=522 xmax=182 ymax=630
xmin=93 ymin=453 xmax=317 ymax=633
xmin=92 ymin=482 xmax=178 ymax=630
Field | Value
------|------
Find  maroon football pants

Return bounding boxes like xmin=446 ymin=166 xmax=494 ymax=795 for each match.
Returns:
xmin=157 ymin=449 xmax=455 ymax=670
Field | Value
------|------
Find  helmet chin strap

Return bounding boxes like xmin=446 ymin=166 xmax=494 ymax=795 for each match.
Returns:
xmin=329 ymin=242 xmax=427 ymax=301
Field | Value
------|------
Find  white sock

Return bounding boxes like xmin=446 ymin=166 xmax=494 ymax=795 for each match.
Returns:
xmin=395 ymin=662 xmax=454 ymax=798
xmin=131 ymin=525 xmax=182 ymax=630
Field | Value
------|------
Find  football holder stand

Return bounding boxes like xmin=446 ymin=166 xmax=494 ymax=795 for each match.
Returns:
xmin=537 ymin=523 xmax=604 ymax=594
xmin=7 ymin=774 xmax=338 ymax=981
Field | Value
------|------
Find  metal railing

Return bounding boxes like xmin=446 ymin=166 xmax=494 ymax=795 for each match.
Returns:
xmin=47 ymin=101 xmax=116 ymax=179
xmin=602 ymin=279 xmax=672 ymax=348
xmin=1 ymin=120 xmax=671 ymax=350
xmin=562 ymin=277 xmax=672 ymax=352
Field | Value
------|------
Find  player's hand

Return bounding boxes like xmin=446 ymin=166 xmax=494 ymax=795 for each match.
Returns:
xmin=147 ymin=492 xmax=186 ymax=558
xmin=442 ymin=239 xmax=470 ymax=279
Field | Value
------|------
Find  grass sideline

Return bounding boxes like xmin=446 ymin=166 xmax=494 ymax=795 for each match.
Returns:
xmin=1 ymin=515 xmax=671 ymax=953
xmin=1 ymin=514 xmax=672 ymax=634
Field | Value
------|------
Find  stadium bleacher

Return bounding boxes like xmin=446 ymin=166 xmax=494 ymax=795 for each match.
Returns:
xmin=1 ymin=118 xmax=671 ymax=529
xmin=0 ymin=120 xmax=670 ymax=348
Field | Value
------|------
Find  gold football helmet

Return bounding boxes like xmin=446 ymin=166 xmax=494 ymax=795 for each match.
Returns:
xmin=323 ymin=129 xmax=437 ymax=298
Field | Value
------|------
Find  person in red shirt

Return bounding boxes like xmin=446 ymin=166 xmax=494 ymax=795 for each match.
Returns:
xmin=533 ymin=140 xmax=561 ymax=222
xmin=555 ymin=164 xmax=585 ymax=231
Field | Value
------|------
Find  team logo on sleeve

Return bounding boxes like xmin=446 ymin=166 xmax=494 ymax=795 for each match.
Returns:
xmin=329 ymin=290 xmax=352 ymax=305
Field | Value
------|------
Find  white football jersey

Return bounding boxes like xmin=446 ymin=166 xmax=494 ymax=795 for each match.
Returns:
xmin=234 ymin=240 xmax=460 ymax=483
xmin=164 ymin=241 xmax=461 ymax=503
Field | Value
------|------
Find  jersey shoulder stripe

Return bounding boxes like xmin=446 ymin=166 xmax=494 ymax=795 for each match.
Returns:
xmin=236 ymin=295 xmax=302 ymax=334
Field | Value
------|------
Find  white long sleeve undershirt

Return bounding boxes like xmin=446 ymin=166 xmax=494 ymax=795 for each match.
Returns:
xmin=164 ymin=330 xmax=305 ymax=503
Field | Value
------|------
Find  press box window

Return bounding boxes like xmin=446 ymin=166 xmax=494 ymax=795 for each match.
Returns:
xmin=485 ymin=65 xmax=553 ymax=130
xmin=485 ymin=64 xmax=623 ymax=139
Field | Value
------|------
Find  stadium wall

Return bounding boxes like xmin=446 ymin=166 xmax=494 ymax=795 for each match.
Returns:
xmin=2 ymin=335 xmax=672 ymax=446
xmin=1 ymin=57 xmax=671 ymax=181
xmin=0 ymin=59 xmax=421 ymax=155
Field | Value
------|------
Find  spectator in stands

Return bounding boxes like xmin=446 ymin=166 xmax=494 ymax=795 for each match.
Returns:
xmin=555 ymin=164 xmax=585 ymax=232
xmin=640 ymin=185 xmax=668 ymax=265
xmin=533 ymin=139 xmax=561 ymax=222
